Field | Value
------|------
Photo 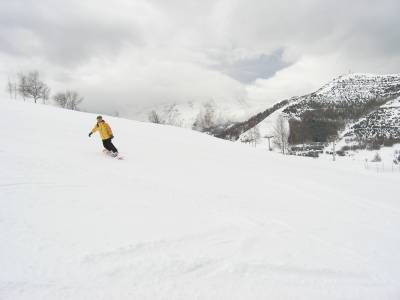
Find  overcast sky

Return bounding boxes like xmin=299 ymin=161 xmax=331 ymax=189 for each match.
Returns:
xmin=1 ymin=0 xmax=400 ymax=114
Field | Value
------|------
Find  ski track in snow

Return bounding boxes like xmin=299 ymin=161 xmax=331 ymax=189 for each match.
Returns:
xmin=1 ymin=100 xmax=400 ymax=300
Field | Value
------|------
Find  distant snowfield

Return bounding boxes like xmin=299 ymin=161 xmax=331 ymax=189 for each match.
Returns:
xmin=1 ymin=100 xmax=400 ymax=300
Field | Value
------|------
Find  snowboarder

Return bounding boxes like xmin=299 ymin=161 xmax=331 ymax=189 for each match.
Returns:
xmin=88 ymin=116 xmax=119 ymax=156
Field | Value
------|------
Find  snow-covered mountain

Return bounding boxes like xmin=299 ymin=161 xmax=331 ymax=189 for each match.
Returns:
xmin=128 ymin=98 xmax=257 ymax=130
xmin=218 ymin=74 xmax=400 ymax=153
xmin=119 ymin=74 xmax=400 ymax=145
xmin=2 ymin=99 xmax=400 ymax=300
xmin=283 ymin=73 xmax=400 ymax=118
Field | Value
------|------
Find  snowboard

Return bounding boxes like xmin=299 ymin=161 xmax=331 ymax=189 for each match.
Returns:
xmin=102 ymin=149 xmax=124 ymax=160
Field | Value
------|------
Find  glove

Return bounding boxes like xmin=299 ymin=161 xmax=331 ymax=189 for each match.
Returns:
xmin=88 ymin=132 xmax=92 ymax=137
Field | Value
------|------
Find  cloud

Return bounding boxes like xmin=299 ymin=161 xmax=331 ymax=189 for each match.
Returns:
xmin=246 ymin=54 xmax=344 ymax=107
xmin=1 ymin=0 xmax=400 ymax=116
xmin=73 ymin=48 xmax=247 ymax=116
xmin=213 ymin=49 xmax=291 ymax=84
xmin=0 ymin=0 xmax=153 ymax=64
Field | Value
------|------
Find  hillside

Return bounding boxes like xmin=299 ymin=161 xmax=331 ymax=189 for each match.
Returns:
xmin=286 ymin=73 xmax=400 ymax=118
xmin=115 ymin=74 xmax=400 ymax=146
xmin=344 ymin=96 xmax=400 ymax=140
xmin=1 ymin=100 xmax=400 ymax=300
xmin=221 ymin=74 xmax=400 ymax=153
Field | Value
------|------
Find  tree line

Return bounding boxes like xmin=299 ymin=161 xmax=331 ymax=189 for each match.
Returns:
xmin=6 ymin=70 xmax=84 ymax=111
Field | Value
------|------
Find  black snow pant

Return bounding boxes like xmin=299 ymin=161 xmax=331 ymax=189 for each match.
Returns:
xmin=102 ymin=138 xmax=118 ymax=153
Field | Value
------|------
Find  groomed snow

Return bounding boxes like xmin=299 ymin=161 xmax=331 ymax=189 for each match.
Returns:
xmin=1 ymin=100 xmax=400 ymax=300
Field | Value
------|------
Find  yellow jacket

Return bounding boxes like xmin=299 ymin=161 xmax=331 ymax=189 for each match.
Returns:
xmin=91 ymin=121 xmax=113 ymax=140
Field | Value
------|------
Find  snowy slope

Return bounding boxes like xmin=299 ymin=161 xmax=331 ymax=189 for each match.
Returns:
xmin=344 ymin=96 xmax=400 ymax=140
xmin=1 ymin=100 xmax=400 ymax=300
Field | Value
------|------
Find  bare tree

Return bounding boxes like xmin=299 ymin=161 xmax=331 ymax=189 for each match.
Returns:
xmin=6 ymin=78 xmax=16 ymax=100
xmin=53 ymin=90 xmax=84 ymax=110
xmin=249 ymin=126 xmax=261 ymax=147
xmin=12 ymin=80 xmax=17 ymax=99
xmin=273 ymin=115 xmax=290 ymax=154
xmin=202 ymin=102 xmax=215 ymax=128
xmin=53 ymin=92 xmax=68 ymax=108
xmin=17 ymin=73 xmax=28 ymax=101
xmin=42 ymin=86 xmax=50 ymax=104
xmin=164 ymin=104 xmax=182 ymax=127
xmin=148 ymin=110 xmax=163 ymax=124
xmin=67 ymin=91 xmax=83 ymax=110
xmin=240 ymin=126 xmax=261 ymax=147
xmin=17 ymin=71 xmax=50 ymax=104
xmin=193 ymin=102 xmax=216 ymax=131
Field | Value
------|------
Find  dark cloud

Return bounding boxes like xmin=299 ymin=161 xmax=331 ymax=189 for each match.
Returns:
xmin=218 ymin=49 xmax=291 ymax=83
